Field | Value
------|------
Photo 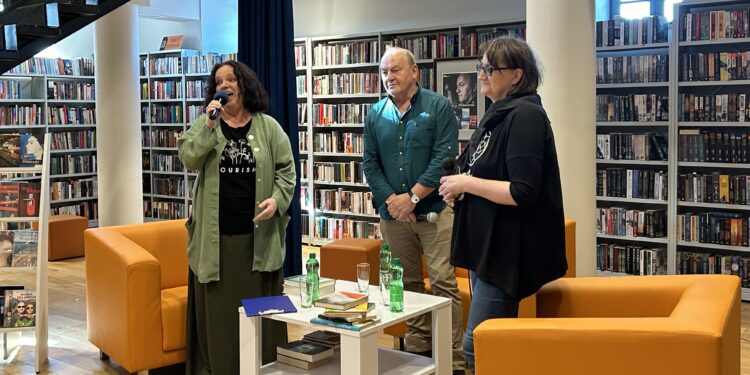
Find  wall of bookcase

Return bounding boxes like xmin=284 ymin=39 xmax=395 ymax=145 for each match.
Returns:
xmin=139 ymin=49 xmax=236 ymax=221
xmin=596 ymin=0 xmax=750 ymax=300
xmin=295 ymin=20 xmax=526 ymax=246
xmin=0 ymin=58 xmax=98 ymax=227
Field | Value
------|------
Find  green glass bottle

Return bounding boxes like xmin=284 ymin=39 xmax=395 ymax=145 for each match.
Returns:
xmin=306 ymin=253 xmax=320 ymax=302
xmin=389 ymin=257 xmax=404 ymax=312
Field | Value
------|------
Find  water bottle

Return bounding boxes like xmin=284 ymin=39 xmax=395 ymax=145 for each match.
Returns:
xmin=389 ymin=257 xmax=404 ymax=312
xmin=306 ymin=253 xmax=320 ymax=302
xmin=379 ymin=242 xmax=391 ymax=305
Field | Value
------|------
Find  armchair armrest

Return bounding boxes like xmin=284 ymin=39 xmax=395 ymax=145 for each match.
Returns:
xmin=84 ymin=228 xmax=164 ymax=371
xmin=473 ymin=318 xmax=721 ymax=375
xmin=536 ymin=276 xmax=686 ymax=318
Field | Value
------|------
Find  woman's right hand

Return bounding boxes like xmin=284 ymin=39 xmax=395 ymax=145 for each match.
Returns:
xmin=205 ymin=99 xmax=223 ymax=129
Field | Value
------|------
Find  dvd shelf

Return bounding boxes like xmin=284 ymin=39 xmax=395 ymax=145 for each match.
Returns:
xmin=595 ymin=1 xmax=750 ymax=300
xmin=675 ymin=0 xmax=750 ymax=300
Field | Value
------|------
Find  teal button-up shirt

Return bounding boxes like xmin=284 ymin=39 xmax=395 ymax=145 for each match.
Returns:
xmin=363 ymin=87 xmax=458 ymax=220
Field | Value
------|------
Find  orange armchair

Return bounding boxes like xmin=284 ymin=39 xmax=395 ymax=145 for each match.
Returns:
xmin=85 ymin=219 xmax=189 ymax=373
xmin=474 ymin=275 xmax=741 ymax=375
xmin=319 ymin=220 xmax=576 ymax=346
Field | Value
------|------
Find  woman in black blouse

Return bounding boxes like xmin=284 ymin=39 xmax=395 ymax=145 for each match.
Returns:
xmin=438 ymin=37 xmax=568 ymax=372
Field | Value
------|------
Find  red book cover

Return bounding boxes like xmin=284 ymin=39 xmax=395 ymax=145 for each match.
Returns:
xmin=0 ymin=183 xmax=20 ymax=217
xmin=19 ymin=183 xmax=40 ymax=217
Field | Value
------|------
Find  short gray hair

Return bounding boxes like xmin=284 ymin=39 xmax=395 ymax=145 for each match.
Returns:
xmin=381 ymin=46 xmax=416 ymax=67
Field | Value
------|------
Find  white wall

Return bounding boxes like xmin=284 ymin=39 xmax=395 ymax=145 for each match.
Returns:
xmin=200 ymin=0 xmax=238 ymax=54
xmin=138 ymin=0 xmax=199 ymax=21
xmin=35 ymin=23 xmax=96 ymax=59
xmin=293 ymin=0 xmax=526 ymax=37
xmin=138 ymin=17 xmax=202 ymax=53
xmin=35 ymin=5 xmax=202 ymax=59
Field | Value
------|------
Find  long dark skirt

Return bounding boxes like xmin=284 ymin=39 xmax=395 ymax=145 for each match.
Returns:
xmin=186 ymin=232 xmax=287 ymax=375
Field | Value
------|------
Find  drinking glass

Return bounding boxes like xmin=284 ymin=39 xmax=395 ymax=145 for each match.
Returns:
xmin=356 ymin=263 xmax=370 ymax=295
xmin=299 ymin=279 xmax=312 ymax=308
xmin=380 ymin=272 xmax=391 ymax=306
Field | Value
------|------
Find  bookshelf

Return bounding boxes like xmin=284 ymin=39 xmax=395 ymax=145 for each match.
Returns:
xmin=0 ymin=58 xmax=98 ymax=227
xmin=140 ymin=49 xmax=236 ymax=222
xmin=594 ymin=2 xmax=750 ymax=298
xmin=295 ymin=20 xmax=526 ymax=246
xmin=672 ymin=0 xmax=750 ymax=300
xmin=0 ymin=133 xmax=51 ymax=372
xmin=594 ymin=15 xmax=671 ymax=276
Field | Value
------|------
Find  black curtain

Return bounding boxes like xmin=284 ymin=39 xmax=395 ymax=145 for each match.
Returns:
xmin=238 ymin=0 xmax=302 ymax=276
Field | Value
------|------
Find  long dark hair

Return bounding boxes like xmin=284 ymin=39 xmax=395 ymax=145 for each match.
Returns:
xmin=204 ymin=60 xmax=269 ymax=113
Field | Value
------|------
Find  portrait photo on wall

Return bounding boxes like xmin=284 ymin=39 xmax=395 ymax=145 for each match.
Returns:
xmin=435 ymin=57 xmax=487 ymax=142
xmin=442 ymin=72 xmax=477 ymax=129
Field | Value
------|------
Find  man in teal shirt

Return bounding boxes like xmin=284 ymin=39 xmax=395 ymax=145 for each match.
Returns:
xmin=363 ymin=47 xmax=465 ymax=374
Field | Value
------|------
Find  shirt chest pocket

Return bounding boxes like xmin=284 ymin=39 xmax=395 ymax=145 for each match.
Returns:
xmin=405 ymin=115 xmax=435 ymax=150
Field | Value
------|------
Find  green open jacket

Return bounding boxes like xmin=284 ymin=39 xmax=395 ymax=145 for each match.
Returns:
xmin=178 ymin=113 xmax=296 ymax=283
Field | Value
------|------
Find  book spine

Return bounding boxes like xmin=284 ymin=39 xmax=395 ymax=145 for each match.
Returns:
xmin=310 ymin=317 xmax=361 ymax=331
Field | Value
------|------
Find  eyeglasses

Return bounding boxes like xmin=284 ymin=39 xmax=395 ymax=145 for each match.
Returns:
xmin=476 ymin=63 xmax=516 ymax=76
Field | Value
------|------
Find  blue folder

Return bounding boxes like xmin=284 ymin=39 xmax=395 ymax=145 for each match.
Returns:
xmin=241 ymin=295 xmax=297 ymax=317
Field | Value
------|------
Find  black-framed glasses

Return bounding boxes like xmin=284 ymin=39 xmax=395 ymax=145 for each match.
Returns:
xmin=476 ymin=63 xmax=516 ymax=76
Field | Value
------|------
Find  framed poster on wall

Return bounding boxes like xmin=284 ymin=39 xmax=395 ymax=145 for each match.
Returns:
xmin=435 ymin=57 xmax=486 ymax=141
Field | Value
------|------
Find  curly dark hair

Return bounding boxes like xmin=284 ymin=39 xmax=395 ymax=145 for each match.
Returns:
xmin=204 ymin=60 xmax=269 ymax=114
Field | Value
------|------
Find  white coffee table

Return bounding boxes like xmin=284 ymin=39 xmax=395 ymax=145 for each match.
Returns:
xmin=239 ymin=279 xmax=452 ymax=375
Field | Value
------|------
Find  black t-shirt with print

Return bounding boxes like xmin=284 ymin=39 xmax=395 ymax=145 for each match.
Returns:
xmin=219 ymin=119 xmax=256 ymax=234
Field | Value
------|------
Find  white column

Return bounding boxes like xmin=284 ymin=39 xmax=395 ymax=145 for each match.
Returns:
xmin=526 ymin=0 xmax=596 ymax=276
xmin=93 ymin=3 xmax=143 ymax=226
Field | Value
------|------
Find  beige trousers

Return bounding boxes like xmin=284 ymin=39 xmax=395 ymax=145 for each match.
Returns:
xmin=380 ymin=206 xmax=465 ymax=370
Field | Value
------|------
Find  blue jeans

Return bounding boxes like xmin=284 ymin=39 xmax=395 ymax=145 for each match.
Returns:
xmin=463 ymin=271 xmax=519 ymax=372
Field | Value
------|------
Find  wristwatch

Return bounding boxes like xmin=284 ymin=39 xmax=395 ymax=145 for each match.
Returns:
xmin=408 ymin=190 xmax=420 ymax=204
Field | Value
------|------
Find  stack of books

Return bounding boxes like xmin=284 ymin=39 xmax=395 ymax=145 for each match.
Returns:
xmin=282 ymin=274 xmax=336 ymax=297
xmin=311 ymin=291 xmax=379 ymax=331
xmin=303 ymin=330 xmax=341 ymax=350
xmin=276 ymin=339 xmax=334 ymax=370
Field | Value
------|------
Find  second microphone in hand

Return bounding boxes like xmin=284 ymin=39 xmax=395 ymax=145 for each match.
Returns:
xmin=416 ymin=212 xmax=439 ymax=223
xmin=442 ymin=157 xmax=457 ymax=176
xmin=208 ymin=91 xmax=229 ymax=120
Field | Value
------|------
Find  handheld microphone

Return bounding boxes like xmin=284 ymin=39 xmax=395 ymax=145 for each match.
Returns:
xmin=208 ymin=91 xmax=229 ymax=120
xmin=442 ymin=157 xmax=457 ymax=176
xmin=416 ymin=212 xmax=439 ymax=223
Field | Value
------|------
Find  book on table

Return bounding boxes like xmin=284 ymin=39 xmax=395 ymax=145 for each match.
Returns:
xmin=283 ymin=274 xmax=336 ymax=297
xmin=309 ymin=316 xmax=377 ymax=331
xmin=320 ymin=302 xmax=375 ymax=318
xmin=283 ymin=283 xmax=335 ymax=297
xmin=284 ymin=274 xmax=335 ymax=288
xmin=313 ymin=290 xmax=367 ymax=310
xmin=276 ymin=339 xmax=334 ymax=362
xmin=302 ymin=330 xmax=341 ymax=348
xmin=276 ymin=353 xmax=331 ymax=370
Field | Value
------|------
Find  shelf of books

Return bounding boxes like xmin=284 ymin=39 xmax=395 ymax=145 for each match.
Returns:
xmin=0 ymin=57 xmax=98 ymax=227
xmin=300 ymin=33 xmax=383 ymax=246
xmin=593 ymin=2 xmax=750 ymax=299
xmin=594 ymin=14 xmax=671 ymax=277
xmin=673 ymin=0 xmax=750 ymax=300
xmin=0 ymin=133 xmax=51 ymax=372
xmin=295 ymin=21 xmax=530 ymax=246
xmin=296 ymin=38 xmax=312 ymax=243
xmin=140 ymin=50 xmax=236 ymax=222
